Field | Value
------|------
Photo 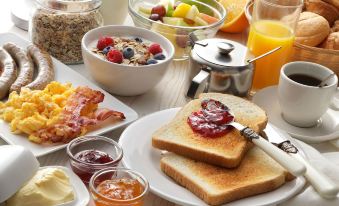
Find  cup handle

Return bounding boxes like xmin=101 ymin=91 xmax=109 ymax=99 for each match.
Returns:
xmin=186 ymin=67 xmax=210 ymax=99
xmin=330 ymin=87 xmax=339 ymax=111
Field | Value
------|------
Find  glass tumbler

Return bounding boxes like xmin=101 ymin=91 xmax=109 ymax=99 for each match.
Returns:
xmin=247 ymin=0 xmax=303 ymax=91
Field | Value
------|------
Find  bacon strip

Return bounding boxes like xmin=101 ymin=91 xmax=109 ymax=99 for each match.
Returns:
xmin=34 ymin=86 xmax=125 ymax=143
xmin=94 ymin=108 xmax=125 ymax=121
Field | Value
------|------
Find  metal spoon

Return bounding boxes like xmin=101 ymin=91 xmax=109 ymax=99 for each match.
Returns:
xmin=247 ymin=46 xmax=282 ymax=63
xmin=227 ymin=116 xmax=306 ymax=176
xmin=318 ymin=73 xmax=335 ymax=87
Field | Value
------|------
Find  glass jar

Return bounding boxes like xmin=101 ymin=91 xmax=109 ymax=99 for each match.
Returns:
xmin=29 ymin=0 xmax=103 ymax=64
xmin=66 ymin=135 xmax=123 ymax=184
xmin=90 ymin=168 xmax=149 ymax=206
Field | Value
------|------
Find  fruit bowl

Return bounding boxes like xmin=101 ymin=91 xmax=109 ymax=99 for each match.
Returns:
xmin=129 ymin=0 xmax=226 ymax=60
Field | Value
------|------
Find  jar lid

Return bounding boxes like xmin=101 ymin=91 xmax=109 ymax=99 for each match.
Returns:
xmin=192 ymin=38 xmax=251 ymax=69
xmin=36 ymin=0 xmax=101 ymax=12
xmin=0 ymin=145 xmax=39 ymax=202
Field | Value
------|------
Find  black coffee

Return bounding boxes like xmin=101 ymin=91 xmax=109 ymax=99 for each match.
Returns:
xmin=287 ymin=74 xmax=322 ymax=86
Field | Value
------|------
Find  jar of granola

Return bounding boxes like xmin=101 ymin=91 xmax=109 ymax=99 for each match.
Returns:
xmin=29 ymin=0 xmax=103 ymax=64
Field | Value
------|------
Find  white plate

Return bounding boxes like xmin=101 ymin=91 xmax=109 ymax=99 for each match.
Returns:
xmin=0 ymin=33 xmax=138 ymax=157
xmin=1 ymin=166 xmax=90 ymax=206
xmin=119 ymin=108 xmax=306 ymax=206
xmin=253 ymin=86 xmax=339 ymax=143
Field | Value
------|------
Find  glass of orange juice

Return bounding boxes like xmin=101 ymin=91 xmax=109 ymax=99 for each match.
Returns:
xmin=247 ymin=0 xmax=303 ymax=91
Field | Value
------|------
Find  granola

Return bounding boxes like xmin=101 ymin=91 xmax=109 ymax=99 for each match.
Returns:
xmin=92 ymin=36 xmax=167 ymax=66
xmin=30 ymin=6 xmax=102 ymax=64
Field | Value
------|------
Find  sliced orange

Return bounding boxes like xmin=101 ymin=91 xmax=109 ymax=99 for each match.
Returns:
xmin=219 ymin=0 xmax=249 ymax=33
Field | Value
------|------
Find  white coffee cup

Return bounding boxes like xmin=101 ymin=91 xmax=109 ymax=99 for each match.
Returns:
xmin=278 ymin=61 xmax=339 ymax=128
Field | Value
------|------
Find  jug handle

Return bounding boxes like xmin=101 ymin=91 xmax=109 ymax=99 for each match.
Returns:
xmin=186 ymin=67 xmax=211 ymax=99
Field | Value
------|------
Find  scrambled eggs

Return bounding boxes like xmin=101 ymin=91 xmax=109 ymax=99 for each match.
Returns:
xmin=0 ymin=82 xmax=75 ymax=142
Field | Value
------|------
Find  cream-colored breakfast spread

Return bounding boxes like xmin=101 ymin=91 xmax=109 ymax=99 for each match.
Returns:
xmin=7 ymin=168 xmax=75 ymax=206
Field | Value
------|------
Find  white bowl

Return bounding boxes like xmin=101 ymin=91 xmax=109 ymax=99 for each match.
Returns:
xmin=81 ymin=25 xmax=174 ymax=96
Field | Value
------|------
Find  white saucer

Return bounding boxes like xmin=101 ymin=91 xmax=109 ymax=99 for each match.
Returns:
xmin=119 ymin=108 xmax=306 ymax=206
xmin=253 ymin=86 xmax=339 ymax=143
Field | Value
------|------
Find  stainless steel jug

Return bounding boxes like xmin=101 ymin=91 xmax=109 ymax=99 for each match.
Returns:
xmin=187 ymin=38 xmax=254 ymax=98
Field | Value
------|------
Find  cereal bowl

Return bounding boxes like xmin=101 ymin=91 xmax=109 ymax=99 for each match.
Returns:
xmin=82 ymin=25 xmax=174 ymax=96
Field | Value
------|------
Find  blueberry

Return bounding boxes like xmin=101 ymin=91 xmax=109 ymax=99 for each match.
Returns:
xmin=135 ymin=37 xmax=143 ymax=43
xmin=102 ymin=46 xmax=113 ymax=55
xmin=153 ymin=53 xmax=166 ymax=60
xmin=123 ymin=47 xmax=134 ymax=59
xmin=146 ymin=59 xmax=158 ymax=65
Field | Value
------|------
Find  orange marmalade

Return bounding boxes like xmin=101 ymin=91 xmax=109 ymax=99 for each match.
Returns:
xmin=93 ymin=178 xmax=145 ymax=206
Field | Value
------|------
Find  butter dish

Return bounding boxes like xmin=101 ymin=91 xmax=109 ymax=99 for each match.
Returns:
xmin=0 ymin=145 xmax=39 ymax=203
xmin=0 ymin=146 xmax=89 ymax=206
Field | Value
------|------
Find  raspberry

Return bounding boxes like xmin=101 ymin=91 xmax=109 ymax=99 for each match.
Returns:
xmin=148 ymin=43 xmax=163 ymax=55
xmin=107 ymin=49 xmax=123 ymax=64
xmin=97 ymin=36 xmax=114 ymax=50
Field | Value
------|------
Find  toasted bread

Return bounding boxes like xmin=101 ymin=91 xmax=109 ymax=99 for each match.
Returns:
xmin=160 ymin=147 xmax=294 ymax=206
xmin=152 ymin=93 xmax=267 ymax=168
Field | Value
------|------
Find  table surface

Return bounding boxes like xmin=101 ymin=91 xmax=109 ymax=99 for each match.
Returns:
xmin=1 ymin=1 xmax=338 ymax=206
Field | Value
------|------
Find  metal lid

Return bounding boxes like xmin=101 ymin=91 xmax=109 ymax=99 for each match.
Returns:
xmin=192 ymin=38 xmax=250 ymax=69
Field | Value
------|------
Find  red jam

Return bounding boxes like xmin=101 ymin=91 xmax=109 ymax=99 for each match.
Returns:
xmin=187 ymin=99 xmax=234 ymax=137
xmin=75 ymin=149 xmax=114 ymax=164
xmin=71 ymin=150 xmax=115 ymax=184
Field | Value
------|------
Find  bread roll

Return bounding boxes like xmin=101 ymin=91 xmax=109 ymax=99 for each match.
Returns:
xmin=321 ymin=32 xmax=339 ymax=50
xmin=305 ymin=0 xmax=339 ymax=25
xmin=332 ymin=20 xmax=339 ymax=32
xmin=322 ymin=0 xmax=339 ymax=10
xmin=295 ymin=12 xmax=330 ymax=47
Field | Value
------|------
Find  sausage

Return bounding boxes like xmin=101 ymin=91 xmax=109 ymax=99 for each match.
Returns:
xmin=25 ymin=44 xmax=54 ymax=90
xmin=3 ymin=42 xmax=34 ymax=93
xmin=0 ymin=48 xmax=17 ymax=99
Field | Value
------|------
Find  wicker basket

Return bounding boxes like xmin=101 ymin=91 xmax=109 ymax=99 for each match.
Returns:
xmin=291 ymin=43 xmax=339 ymax=76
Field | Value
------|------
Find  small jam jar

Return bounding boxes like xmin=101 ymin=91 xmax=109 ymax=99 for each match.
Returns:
xmin=66 ymin=136 xmax=123 ymax=184
xmin=90 ymin=168 xmax=149 ymax=206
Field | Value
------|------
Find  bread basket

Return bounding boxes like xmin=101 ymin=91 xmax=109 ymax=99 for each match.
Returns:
xmin=291 ymin=43 xmax=339 ymax=75
xmin=245 ymin=0 xmax=339 ymax=76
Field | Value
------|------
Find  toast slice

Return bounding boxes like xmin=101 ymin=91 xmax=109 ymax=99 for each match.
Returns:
xmin=152 ymin=93 xmax=267 ymax=168
xmin=160 ymin=147 xmax=294 ymax=206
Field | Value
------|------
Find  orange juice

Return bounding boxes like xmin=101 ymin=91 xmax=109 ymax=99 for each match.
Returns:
xmin=247 ymin=20 xmax=295 ymax=90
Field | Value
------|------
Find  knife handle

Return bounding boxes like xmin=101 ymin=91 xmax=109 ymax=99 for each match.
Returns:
xmin=240 ymin=127 xmax=306 ymax=176
xmin=252 ymin=137 xmax=306 ymax=176
xmin=292 ymin=154 xmax=339 ymax=199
